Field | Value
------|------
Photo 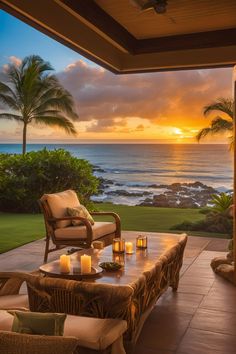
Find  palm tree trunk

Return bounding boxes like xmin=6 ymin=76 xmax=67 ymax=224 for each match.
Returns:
xmin=22 ymin=122 xmax=27 ymax=155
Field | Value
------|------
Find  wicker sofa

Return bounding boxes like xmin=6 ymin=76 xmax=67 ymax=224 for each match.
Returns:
xmin=0 ymin=272 xmax=127 ymax=354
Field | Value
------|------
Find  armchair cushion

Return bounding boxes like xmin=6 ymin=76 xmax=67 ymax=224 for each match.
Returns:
xmin=44 ymin=190 xmax=80 ymax=228
xmin=67 ymin=205 xmax=95 ymax=226
xmin=55 ymin=221 xmax=116 ymax=240
xmin=0 ymin=295 xmax=29 ymax=311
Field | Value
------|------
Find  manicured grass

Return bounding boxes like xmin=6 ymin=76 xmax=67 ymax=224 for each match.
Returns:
xmin=0 ymin=212 xmax=45 ymax=254
xmin=0 ymin=203 xmax=229 ymax=254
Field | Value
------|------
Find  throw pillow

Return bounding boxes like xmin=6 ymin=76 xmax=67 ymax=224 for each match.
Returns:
xmin=8 ymin=311 xmax=67 ymax=336
xmin=0 ymin=331 xmax=78 ymax=354
xmin=67 ymin=205 xmax=95 ymax=226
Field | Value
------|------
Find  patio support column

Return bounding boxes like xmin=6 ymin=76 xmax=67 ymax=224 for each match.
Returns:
xmin=233 ymin=65 xmax=236 ymax=284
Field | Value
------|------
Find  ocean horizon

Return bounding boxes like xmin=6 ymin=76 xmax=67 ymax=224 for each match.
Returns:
xmin=0 ymin=143 xmax=233 ymax=206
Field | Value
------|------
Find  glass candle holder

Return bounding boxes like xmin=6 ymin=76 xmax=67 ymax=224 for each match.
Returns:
xmin=112 ymin=238 xmax=125 ymax=253
xmin=112 ymin=253 xmax=125 ymax=266
xmin=136 ymin=236 xmax=148 ymax=249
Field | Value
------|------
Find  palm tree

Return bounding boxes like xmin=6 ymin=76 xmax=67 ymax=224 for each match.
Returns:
xmin=196 ymin=98 xmax=234 ymax=148
xmin=0 ymin=55 xmax=78 ymax=154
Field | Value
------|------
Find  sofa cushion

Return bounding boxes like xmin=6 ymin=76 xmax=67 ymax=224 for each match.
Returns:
xmin=64 ymin=315 xmax=127 ymax=350
xmin=9 ymin=311 xmax=67 ymax=336
xmin=0 ymin=331 xmax=78 ymax=354
xmin=67 ymin=205 xmax=95 ymax=226
xmin=44 ymin=190 xmax=80 ymax=228
xmin=0 ymin=310 xmax=127 ymax=351
xmin=0 ymin=295 xmax=29 ymax=310
xmin=55 ymin=221 xmax=116 ymax=240
xmin=0 ymin=310 xmax=14 ymax=331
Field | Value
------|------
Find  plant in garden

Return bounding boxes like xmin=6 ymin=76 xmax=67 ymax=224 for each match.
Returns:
xmin=210 ymin=193 xmax=233 ymax=214
xmin=0 ymin=149 xmax=98 ymax=212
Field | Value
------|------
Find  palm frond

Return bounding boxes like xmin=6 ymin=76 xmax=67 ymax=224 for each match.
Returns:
xmin=203 ymin=98 xmax=233 ymax=119
xmin=0 ymin=82 xmax=17 ymax=100
xmin=0 ymin=93 xmax=19 ymax=110
xmin=210 ymin=116 xmax=233 ymax=132
xmin=196 ymin=127 xmax=212 ymax=141
xmin=0 ymin=113 xmax=22 ymax=121
xmin=31 ymin=95 xmax=78 ymax=120
xmin=33 ymin=115 xmax=77 ymax=135
xmin=196 ymin=116 xmax=233 ymax=142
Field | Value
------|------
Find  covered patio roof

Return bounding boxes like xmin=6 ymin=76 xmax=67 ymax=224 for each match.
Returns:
xmin=1 ymin=0 xmax=236 ymax=284
xmin=1 ymin=0 xmax=236 ymax=74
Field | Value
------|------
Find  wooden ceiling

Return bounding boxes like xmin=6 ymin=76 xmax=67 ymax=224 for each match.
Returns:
xmin=1 ymin=0 xmax=236 ymax=73
xmin=95 ymin=0 xmax=236 ymax=39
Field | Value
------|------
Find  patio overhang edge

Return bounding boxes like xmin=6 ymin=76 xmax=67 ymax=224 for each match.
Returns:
xmin=1 ymin=0 xmax=236 ymax=74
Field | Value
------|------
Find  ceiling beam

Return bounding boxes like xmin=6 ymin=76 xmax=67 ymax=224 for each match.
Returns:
xmin=61 ymin=0 xmax=137 ymax=53
xmin=136 ymin=28 xmax=236 ymax=54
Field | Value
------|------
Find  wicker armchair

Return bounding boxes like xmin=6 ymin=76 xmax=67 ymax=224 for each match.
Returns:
xmin=39 ymin=190 xmax=121 ymax=262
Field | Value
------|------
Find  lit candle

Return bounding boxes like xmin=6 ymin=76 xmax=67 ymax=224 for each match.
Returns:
xmin=125 ymin=242 xmax=133 ymax=254
xmin=136 ymin=236 xmax=147 ymax=249
xmin=60 ymin=255 xmax=70 ymax=273
xmin=81 ymin=254 xmax=91 ymax=274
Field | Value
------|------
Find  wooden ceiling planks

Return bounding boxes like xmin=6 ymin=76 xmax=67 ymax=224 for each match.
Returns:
xmin=95 ymin=0 xmax=236 ymax=39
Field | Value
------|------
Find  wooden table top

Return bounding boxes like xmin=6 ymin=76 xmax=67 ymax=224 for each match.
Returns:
xmin=40 ymin=234 xmax=182 ymax=285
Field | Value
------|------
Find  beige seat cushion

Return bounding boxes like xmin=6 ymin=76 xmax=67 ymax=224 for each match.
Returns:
xmin=64 ymin=315 xmax=127 ymax=350
xmin=0 ymin=295 xmax=29 ymax=311
xmin=0 ymin=310 xmax=127 ymax=351
xmin=0 ymin=310 xmax=15 ymax=331
xmin=55 ymin=221 xmax=116 ymax=240
xmin=44 ymin=190 xmax=80 ymax=228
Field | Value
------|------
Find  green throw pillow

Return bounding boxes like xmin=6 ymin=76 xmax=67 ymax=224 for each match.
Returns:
xmin=67 ymin=205 xmax=95 ymax=226
xmin=8 ymin=311 xmax=67 ymax=336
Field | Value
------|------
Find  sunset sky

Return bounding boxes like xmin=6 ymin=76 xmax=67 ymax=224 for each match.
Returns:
xmin=0 ymin=10 xmax=233 ymax=144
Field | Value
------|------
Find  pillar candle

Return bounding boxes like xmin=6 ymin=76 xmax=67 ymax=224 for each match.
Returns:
xmin=60 ymin=254 xmax=70 ymax=273
xmin=81 ymin=254 xmax=91 ymax=274
xmin=125 ymin=242 xmax=133 ymax=254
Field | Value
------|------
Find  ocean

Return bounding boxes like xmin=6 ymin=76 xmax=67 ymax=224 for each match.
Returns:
xmin=0 ymin=143 xmax=233 ymax=206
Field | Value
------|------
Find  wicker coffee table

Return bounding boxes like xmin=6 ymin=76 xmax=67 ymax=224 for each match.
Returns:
xmin=36 ymin=233 xmax=187 ymax=352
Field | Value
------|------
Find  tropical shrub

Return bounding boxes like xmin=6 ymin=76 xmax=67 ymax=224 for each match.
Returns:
xmin=172 ymin=211 xmax=233 ymax=236
xmin=210 ymin=193 xmax=233 ymax=213
xmin=0 ymin=149 xmax=98 ymax=212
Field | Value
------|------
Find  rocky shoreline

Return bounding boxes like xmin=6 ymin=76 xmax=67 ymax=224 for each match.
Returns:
xmin=95 ymin=175 xmax=231 ymax=208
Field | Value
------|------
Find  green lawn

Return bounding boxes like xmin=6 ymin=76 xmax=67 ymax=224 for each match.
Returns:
xmin=0 ymin=203 xmax=229 ymax=254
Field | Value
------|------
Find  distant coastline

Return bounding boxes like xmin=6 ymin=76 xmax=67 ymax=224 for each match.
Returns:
xmin=0 ymin=143 xmax=233 ymax=206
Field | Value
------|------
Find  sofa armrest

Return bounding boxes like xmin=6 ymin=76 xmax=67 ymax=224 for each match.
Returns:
xmin=0 ymin=272 xmax=35 ymax=296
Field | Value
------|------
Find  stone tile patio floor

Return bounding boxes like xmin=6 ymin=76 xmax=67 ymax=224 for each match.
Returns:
xmin=0 ymin=231 xmax=235 ymax=354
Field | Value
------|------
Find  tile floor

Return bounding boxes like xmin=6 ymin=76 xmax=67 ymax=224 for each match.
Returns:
xmin=0 ymin=231 xmax=235 ymax=354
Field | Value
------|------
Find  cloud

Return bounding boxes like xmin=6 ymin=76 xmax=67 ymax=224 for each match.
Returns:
xmin=0 ymin=55 xmax=233 ymax=141
xmin=9 ymin=56 xmax=22 ymax=67
xmin=57 ymin=60 xmax=233 ymax=133
xmin=1 ymin=56 xmax=22 ymax=74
